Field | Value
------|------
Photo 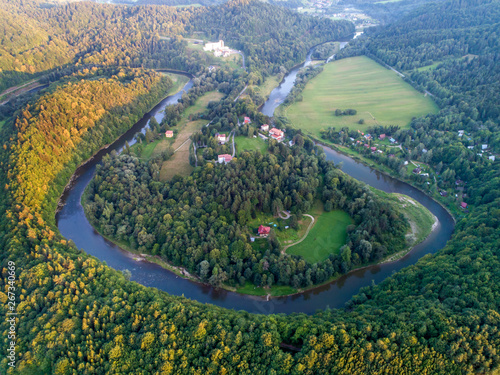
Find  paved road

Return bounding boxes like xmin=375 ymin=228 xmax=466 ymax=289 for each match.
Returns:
xmin=234 ymin=85 xmax=248 ymax=102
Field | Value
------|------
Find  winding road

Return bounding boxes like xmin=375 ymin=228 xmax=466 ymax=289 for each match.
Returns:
xmin=281 ymin=214 xmax=315 ymax=253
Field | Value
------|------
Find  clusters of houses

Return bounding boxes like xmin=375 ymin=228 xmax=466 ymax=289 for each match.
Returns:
xmin=203 ymin=40 xmax=231 ymax=58
xmin=260 ymin=124 xmax=285 ymax=142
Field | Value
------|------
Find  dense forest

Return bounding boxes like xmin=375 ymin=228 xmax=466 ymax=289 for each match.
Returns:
xmin=0 ymin=0 xmax=499 ymax=373
xmin=85 ymin=142 xmax=408 ymax=288
xmin=0 ymin=0 xmax=352 ymax=93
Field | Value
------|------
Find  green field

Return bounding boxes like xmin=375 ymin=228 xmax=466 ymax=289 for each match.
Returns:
xmin=281 ymin=56 xmax=438 ymax=136
xmin=286 ymin=209 xmax=353 ymax=263
xmin=235 ymin=136 xmax=268 ymax=155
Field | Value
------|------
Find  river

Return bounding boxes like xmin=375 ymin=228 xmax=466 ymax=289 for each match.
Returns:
xmin=56 ymin=42 xmax=454 ymax=315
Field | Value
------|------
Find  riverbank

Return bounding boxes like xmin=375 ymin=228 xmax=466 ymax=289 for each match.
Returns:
xmin=313 ymin=137 xmax=458 ymax=223
xmin=56 ymin=73 xmax=189 ymax=215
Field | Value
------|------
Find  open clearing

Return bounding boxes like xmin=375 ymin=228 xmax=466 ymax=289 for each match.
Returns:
xmin=281 ymin=56 xmax=438 ymax=136
xmin=235 ymin=136 xmax=268 ymax=155
xmin=159 ymin=90 xmax=224 ymax=180
xmin=286 ymin=208 xmax=352 ymax=263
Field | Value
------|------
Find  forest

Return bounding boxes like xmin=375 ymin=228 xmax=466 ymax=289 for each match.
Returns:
xmin=0 ymin=0 xmax=499 ymax=373
xmin=0 ymin=0 xmax=353 ymax=94
xmin=85 ymin=141 xmax=408 ymax=289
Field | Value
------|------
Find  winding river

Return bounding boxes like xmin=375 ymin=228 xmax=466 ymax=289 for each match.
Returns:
xmin=56 ymin=43 xmax=454 ymax=315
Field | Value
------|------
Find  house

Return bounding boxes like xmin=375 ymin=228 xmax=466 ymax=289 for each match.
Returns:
xmin=349 ymin=137 xmax=355 ymax=141
xmin=413 ymin=167 xmax=422 ymax=174
xmin=455 ymin=179 xmax=464 ymax=186
xmin=258 ymin=225 xmax=271 ymax=237
xmin=243 ymin=117 xmax=251 ymax=124
xmin=458 ymin=130 xmax=464 ymax=137
xmin=269 ymin=128 xmax=285 ymax=142
xmin=364 ymin=134 xmax=372 ymax=140
xmin=371 ymin=147 xmax=377 ymax=152
xmin=214 ymin=50 xmax=222 ymax=57
xmin=218 ymin=154 xmax=232 ymax=164
xmin=440 ymin=191 xmax=448 ymax=197
xmin=208 ymin=65 xmax=216 ymax=73
xmin=379 ymin=134 xmax=386 ymax=140
xmin=489 ymin=155 xmax=496 ymax=161
xmin=364 ymin=144 xmax=370 ymax=148
xmin=389 ymin=137 xmax=396 ymax=143
xmin=260 ymin=124 xmax=269 ymax=132
xmin=467 ymin=145 xmax=474 ymax=149
xmin=461 ymin=202 xmax=468 ymax=209
xmin=482 ymin=144 xmax=488 ymax=150
xmin=165 ymin=130 xmax=174 ymax=138
xmin=422 ymin=149 xmax=428 ymax=153
xmin=404 ymin=161 xmax=409 ymax=165
xmin=216 ymin=133 xmax=227 ymax=144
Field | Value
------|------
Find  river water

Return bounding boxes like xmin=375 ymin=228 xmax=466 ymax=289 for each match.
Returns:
xmin=56 ymin=43 xmax=454 ymax=315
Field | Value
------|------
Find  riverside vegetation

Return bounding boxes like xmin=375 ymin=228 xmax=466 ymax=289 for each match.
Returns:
xmin=0 ymin=0 xmax=499 ymax=373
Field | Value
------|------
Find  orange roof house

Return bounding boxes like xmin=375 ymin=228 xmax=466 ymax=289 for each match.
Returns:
xmin=243 ymin=117 xmax=251 ymax=124
xmin=269 ymin=128 xmax=284 ymax=142
xmin=165 ymin=130 xmax=174 ymax=138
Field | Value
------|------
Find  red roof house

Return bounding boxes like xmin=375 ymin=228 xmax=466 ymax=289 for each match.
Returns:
xmin=243 ymin=116 xmax=251 ymax=124
xmin=461 ymin=202 xmax=468 ymax=209
xmin=165 ymin=130 xmax=174 ymax=138
xmin=371 ymin=147 xmax=377 ymax=151
xmin=269 ymin=128 xmax=285 ymax=141
xmin=379 ymin=134 xmax=386 ymax=140
xmin=258 ymin=225 xmax=271 ymax=237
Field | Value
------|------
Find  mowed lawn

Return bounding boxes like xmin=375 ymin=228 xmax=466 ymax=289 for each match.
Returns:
xmin=286 ymin=209 xmax=352 ymax=263
xmin=283 ymin=56 xmax=438 ymax=136
xmin=235 ymin=136 xmax=268 ymax=155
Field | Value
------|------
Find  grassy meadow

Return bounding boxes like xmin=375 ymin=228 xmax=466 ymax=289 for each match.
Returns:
xmin=159 ymin=90 xmax=224 ymax=180
xmin=286 ymin=208 xmax=353 ymax=263
xmin=235 ymin=136 xmax=268 ymax=155
xmin=281 ymin=56 xmax=438 ymax=136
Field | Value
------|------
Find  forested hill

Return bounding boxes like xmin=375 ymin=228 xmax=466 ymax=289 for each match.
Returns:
xmin=192 ymin=0 xmax=353 ymax=74
xmin=0 ymin=0 xmax=353 ymax=93
xmin=0 ymin=0 xmax=499 ymax=373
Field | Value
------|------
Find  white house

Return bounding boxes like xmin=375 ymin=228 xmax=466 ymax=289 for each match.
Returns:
xmin=260 ymin=124 xmax=269 ymax=132
xmin=482 ymin=144 xmax=488 ymax=150
xmin=218 ymin=154 xmax=232 ymax=164
xmin=216 ymin=133 xmax=227 ymax=144
xmin=489 ymin=155 xmax=496 ymax=161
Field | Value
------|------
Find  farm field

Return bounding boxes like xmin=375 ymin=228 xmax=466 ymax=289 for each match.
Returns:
xmin=281 ymin=56 xmax=438 ymax=136
xmin=157 ymin=90 xmax=224 ymax=180
xmin=235 ymin=136 xmax=268 ymax=155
